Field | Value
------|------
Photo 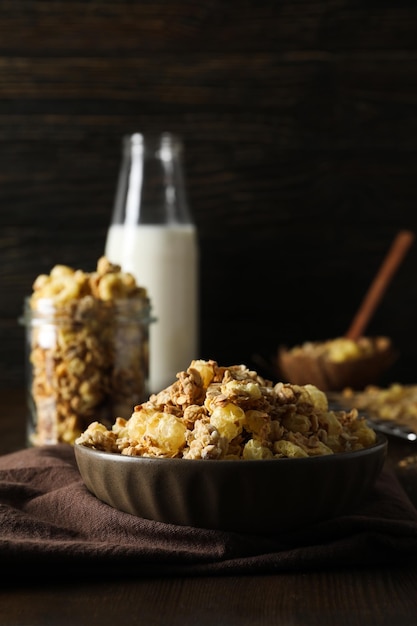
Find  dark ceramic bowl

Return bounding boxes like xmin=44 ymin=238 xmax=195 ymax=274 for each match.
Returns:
xmin=74 ymin=435 xmax=387 ymax=534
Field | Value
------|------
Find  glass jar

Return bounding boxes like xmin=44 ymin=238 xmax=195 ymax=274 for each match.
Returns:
xmin=105 ymin=132 xmax=199 ymax=393
xmin=20 ymin=294 xmax=153 ymax=446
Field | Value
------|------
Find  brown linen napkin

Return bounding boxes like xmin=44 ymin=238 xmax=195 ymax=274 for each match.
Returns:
xmin=1 ymin=444 xmax=417 ymax=580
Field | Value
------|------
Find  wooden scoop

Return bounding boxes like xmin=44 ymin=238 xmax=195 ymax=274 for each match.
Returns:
xmin=345 ymin=230 xmax=415 ymax=341
xmin=277 ymin=230 xmax=414 ymax=390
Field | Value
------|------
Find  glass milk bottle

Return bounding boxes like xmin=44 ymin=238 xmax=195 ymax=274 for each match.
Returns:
xmin=105 ymin=132 xmax=199 ymax=393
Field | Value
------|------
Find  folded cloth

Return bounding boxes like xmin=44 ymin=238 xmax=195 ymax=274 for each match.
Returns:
xmin=1 ymin=445 xmax=417 ymax=580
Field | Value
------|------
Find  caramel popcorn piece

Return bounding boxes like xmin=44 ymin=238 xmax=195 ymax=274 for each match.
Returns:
xmin=76 ymin=359 xmax=377 ymax=459
xmin=25 ymin=257 xmax=151 ymax=445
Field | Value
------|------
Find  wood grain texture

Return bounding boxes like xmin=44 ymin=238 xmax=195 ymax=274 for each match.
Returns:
xmin=1 ymin=563 xmax=417 ymax=626
xmin=1 ymin=1 xmax=417 ymax=388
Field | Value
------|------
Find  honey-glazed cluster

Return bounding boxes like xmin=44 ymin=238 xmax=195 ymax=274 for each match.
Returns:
xmin=26 ymin=257 xmax=152 ymax=445
xmin=286 ymin=336 xmax=392 ymax=363
xmin=76 ymin=359 xmax=377 ymax=459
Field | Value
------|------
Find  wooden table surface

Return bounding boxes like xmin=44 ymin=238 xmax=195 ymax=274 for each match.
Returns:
xmin=1 ymin=389 xmax=417 ymax=626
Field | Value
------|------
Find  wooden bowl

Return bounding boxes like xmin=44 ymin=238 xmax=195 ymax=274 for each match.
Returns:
xmin=277 ymin=336 xmax=397 ymax=392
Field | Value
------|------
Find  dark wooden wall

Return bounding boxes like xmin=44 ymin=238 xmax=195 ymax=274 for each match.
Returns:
xmin=2 ymin=1 xmax=417 ymax=389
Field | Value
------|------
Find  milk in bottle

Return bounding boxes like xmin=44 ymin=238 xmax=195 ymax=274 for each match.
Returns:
xmin=105 ymin=133 xmax=199 ymax=393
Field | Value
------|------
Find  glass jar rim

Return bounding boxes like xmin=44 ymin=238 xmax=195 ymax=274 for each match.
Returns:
xmin=19 ymin=295 xmax=156 ymax=326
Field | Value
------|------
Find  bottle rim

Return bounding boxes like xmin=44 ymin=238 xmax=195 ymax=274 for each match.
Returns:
xmin=123 ymin=132 xmax=183 ymax=156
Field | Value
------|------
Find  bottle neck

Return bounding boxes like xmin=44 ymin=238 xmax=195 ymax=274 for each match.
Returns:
xmin=111 ymin=132 xmax=193 ymax=226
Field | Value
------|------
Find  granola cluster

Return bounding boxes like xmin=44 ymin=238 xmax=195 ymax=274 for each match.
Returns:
xmin=287 ymin=336 xmax=392 ymax=363
xmin=24 ymin=257 xmax=152 ymax=446
xmin=342 ymin=383 xmax=417 ymax=431
xmin=76 ymin=359 xmax=377 ymax=459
